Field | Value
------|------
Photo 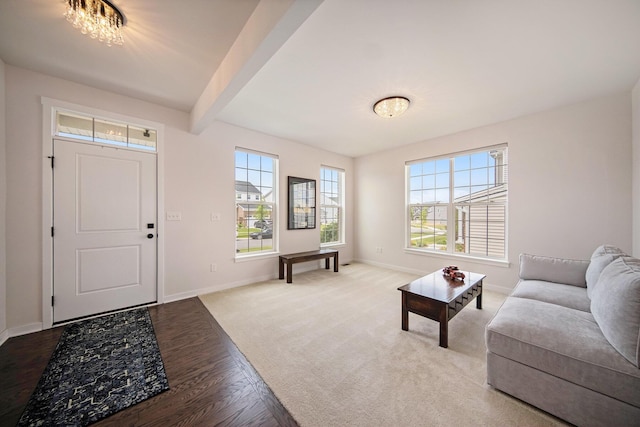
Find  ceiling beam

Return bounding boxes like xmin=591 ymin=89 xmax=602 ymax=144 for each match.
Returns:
xmin=189 ymin=0 xmax=323 ymax=134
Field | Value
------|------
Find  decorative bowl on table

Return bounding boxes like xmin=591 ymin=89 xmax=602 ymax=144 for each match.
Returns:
xmin=442 ymin=265 xmax=465 ymax=280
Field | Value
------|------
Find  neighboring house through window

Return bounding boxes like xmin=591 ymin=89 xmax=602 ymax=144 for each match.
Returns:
xmin=407 ymin=145 xmax=508 ymax=260
xmin=320 ymin=166 xmax=345 ymax=245
xmin=235 ymin=149 xmax=278 ymax=255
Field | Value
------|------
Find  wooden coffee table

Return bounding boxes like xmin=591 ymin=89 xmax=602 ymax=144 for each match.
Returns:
xmin=398 ymin=270 xmax=485 ymax=348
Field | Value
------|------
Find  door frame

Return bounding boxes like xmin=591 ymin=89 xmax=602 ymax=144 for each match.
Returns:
xmin=41 ymin=97 xmax=166 ymax=329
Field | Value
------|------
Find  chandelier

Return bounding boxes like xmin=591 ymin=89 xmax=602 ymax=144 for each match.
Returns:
xmin=64 ymin=0 xmax=125 ymax=46
xmin=373 ymin=96 xmax=410 ymax=118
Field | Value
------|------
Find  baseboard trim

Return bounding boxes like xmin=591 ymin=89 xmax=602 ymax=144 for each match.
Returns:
xmin=163 ymin=290 xmax=199 ymax=304
xmin=164 ymin=273 xmax=276 ymax=303
xmin=0 ymin=322 xmax=44 ymax=344
xmin=484 ymin=283 xmax=512 ymax=295
xmin=354 ymin=258 xmax=513 ymax=295
xmin=354 ymin=258 xmax=430 ymax=276
xmin=11 ymin=322 xmax=43 ymax=336
xmin=165 ymin=262 xmax=341 ymax=303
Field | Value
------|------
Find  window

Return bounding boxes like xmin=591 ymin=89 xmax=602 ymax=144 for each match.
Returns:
xmin=55 ymin=110 xmax=157 ymax=151
xmin=320 ymin=166 xmax=345 ymax=245
xmin=407 ymin=146 xmax=508 ymax=260
xmin=235 ymin=149 xmax=278 ymax=255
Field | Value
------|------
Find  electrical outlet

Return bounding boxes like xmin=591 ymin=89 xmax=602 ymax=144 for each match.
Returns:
xmin=210 ymin=212 xmax=221 ymax=221
xmin=166 ymin=211 xmax=182 ymax=221
xmin=210 ymin=263 xmax=217 ymax=272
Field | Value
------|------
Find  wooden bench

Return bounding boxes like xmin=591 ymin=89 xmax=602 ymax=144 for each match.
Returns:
xmin=278 ymin=249 xmax=339 ymax=283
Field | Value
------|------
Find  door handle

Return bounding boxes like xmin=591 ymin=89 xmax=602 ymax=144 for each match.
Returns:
xmin=147 ymin=233 xmax=154 ymax=239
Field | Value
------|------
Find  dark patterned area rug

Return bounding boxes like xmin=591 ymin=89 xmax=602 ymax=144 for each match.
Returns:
xmin=17 ymin=308 xmax=169 ymax=427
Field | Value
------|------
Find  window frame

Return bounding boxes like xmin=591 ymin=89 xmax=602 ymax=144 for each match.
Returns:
xmin=234 ymin=148 xmax=279 ymax=259
xmin=405 ymin=145 xmax=508 ymax=264
xmin=55 ymin=109 xmax=158 ymax=152
xmin=320 ymin=166 xmax=345 ymax=246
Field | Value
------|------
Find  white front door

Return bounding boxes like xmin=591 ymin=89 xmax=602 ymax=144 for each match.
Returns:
xmin=53 ymin=139 xmax=157 ymax=323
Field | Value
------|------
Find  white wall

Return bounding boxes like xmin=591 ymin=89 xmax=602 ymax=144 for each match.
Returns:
xmin=163 ymin=120 xmax=354 ymax=300
xmin=4 ymin=65 xmax=353 ymax=330
xmin=0 ymin=58 xmax=7 ymax=340
xmin=633 ymin=78 xmax=640 ymax=257
xmin=4 ymin=61 xmax=635 ymax=331
xmin=355 ymin=93 xmax=633 ymax=291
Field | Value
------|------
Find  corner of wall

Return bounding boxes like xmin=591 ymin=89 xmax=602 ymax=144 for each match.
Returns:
xmin=0 ymin=57 xmax=7 ymax=340
xmin=633 ymin=77 xmax=640 ymax=257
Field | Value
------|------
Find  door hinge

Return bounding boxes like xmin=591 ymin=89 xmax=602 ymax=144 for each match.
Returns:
xmin=51 ymin=296 xmax=55 ymax=306
xmin=47 ymin=155 xmax=54 ymax=168
xmin=51 ymin=226 xmax=54 ymax=237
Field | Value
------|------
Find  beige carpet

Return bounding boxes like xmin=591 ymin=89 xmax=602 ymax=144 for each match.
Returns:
xmin=199 ymin=263 xmax=566 ymax=426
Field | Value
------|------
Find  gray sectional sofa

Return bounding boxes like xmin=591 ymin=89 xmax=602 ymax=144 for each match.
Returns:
xmin=485 ymin=245 xmax=640 ymax=426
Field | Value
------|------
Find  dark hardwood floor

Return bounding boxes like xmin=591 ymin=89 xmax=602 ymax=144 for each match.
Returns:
xmin=0 ymin=298 xmax=298 ymax=427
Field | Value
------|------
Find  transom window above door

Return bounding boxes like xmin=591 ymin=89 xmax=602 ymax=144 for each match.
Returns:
xmin=56 ymin=110 xmax=157 ymax=152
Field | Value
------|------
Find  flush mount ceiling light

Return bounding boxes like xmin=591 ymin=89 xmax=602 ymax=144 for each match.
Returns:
xmin=64 ymin=0 xmax=125 ymax=46
xmin=373 ymin=96 xmax=410 ymax=118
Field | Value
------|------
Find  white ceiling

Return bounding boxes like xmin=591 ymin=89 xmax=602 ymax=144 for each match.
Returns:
xmin=0 ymin=0 xmax=260 ymax=111
xmin=1 ymin=0 xmax=640 ymax=158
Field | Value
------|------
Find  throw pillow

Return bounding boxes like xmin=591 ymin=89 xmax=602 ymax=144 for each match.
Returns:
xmin=586 ymin=245 xmax=626 ymax=299
xmin=519 ymin=253 xmax=589 ymax=287
xmin=590 ymin=256 xmax=640 ymax=367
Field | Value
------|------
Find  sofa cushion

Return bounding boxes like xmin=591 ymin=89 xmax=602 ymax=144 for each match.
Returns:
xmin=511 ymin=280 xmax=591 ymax=312
xmin=591 ymin=257 xmax=640 ymax=368
xmin=519 ymin=253 xmax=589 ymax=287
xmin=486 ymin=296 xmax=640 ymax=406
xmin=586 ymin=245 xmax=626 ymax=299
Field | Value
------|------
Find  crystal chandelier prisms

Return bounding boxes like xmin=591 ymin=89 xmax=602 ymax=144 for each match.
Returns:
xmin=64 ymin=0 xmax=125 ymax=46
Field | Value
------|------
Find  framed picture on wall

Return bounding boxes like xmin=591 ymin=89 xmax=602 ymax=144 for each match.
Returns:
xmin=288 ymin=176 xmax=316 ymax=229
